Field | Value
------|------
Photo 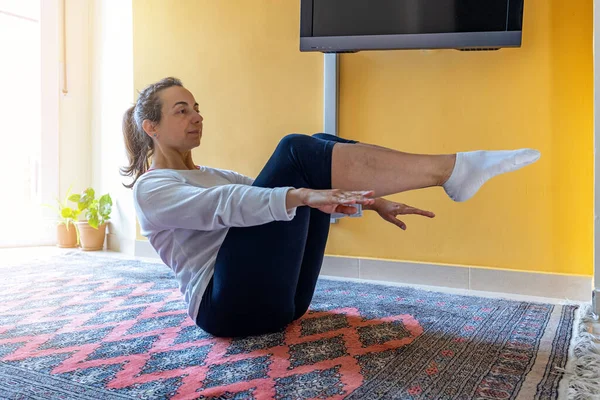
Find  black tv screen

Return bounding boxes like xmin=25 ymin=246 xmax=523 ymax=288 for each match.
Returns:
xmin=300 ymin=0 xmax=525 ymax=52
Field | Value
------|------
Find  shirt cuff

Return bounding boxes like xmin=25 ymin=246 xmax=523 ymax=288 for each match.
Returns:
xmin=270 ymin=187 xmax=297 ymax=221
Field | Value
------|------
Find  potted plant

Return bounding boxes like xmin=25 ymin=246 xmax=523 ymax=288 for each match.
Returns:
xmin=45 ymin=187 xmax=82 ymax=248
xmin=71 ymin=188 xmax=113 ymax=251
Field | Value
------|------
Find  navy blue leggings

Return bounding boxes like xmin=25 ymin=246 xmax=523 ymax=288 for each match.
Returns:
xmin=196 ymin=133 xmax=358 ymax=337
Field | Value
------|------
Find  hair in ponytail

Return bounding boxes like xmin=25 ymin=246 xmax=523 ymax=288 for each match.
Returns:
xmin=120 ymin=77 xmax=183 ymax=189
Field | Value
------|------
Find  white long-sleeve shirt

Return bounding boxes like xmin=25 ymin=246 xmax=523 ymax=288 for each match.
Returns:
xmin=132 ymin=167 xmax=297 ymax=322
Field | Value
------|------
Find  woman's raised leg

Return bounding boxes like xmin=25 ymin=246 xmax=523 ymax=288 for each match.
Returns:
xmin=331 ymin=143 xmax=540 ymax=201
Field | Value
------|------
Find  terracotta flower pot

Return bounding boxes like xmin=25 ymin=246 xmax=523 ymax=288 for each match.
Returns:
xmin=57 ymin=222 xmax=78 ymax=248
xmin=76 ymin=221 xmax=107 ymax=251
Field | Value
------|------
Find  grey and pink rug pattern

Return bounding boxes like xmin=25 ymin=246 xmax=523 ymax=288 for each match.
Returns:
xmin=0 ymin=253 xmax=576 ymax=399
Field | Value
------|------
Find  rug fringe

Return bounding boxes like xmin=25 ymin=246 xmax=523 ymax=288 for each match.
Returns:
xmin=557 ymin=304 xmax=600 ymax=400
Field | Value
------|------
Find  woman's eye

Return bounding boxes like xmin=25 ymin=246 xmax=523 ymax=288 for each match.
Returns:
xmin=179 ymin=109 xmax=186 ymax=114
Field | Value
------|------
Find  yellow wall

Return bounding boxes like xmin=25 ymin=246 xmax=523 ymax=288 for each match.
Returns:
xmin=133 ymin=0 xmax=592 ymax=276
xmin=133 ymin=0 xmax=324 ymax=240
xmin=330 ymin=1 xmax=593 ymax=276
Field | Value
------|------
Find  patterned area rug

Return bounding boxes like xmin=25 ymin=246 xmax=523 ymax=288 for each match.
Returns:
xmin=0 ymin=252 xmax=578 ymax=399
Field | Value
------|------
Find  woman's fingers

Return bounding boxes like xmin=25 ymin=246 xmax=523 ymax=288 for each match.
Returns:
xmin=397 ymin=219 xmax=407 ymax=230
xmin=305 ymin=189 xmax=375 ymax=209
xmin=401 ymin=205 xmax=435 ymax=218
xmin=410 ymin=208 xmax=435 ymax=218
xmin=335 ymin=190 xmax=375 ymax=205
xmin=387 ymin=215 xmax=406 ymax=230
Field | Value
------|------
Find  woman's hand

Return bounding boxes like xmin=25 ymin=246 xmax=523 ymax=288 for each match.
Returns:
xmin=372 ymin=198 xmax=435 ymax=230
xmin=287 ymin=188 xmax=375 ymax=215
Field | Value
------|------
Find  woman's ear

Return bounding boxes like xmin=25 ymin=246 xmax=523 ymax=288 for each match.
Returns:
xmin=142 ymin=119 xmax=157 ymax=138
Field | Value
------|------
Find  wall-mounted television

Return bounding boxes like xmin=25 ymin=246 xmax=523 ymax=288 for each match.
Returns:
xmin=300 ymin=0 xmax=525 ymax=52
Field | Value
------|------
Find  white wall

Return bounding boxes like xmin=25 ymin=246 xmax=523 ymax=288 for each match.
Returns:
xmin=59 ymin=0 xmax=91 ymax=198
xmin=57 ymin=0 xmax=135 ymax=252
xmin=89 ymin=0 xmax=136 ymax=254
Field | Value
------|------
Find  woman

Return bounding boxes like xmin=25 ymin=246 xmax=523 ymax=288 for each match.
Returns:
xmin=122 ymin=77 xmax=540 ymax=338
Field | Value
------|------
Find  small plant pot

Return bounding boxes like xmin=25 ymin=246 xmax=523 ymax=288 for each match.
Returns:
xmin=76 ymin=221 xmax=107 ymax=251
xmin=57 ymin=223 xmax=78 ymax=248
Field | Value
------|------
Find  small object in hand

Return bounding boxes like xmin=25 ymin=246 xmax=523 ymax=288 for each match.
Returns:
xmin=331 ymin=204 xmax=363 ymax=219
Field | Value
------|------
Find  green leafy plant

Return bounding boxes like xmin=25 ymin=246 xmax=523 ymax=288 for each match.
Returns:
xmin=43 ymin=186 xmax=82 ymax=243
xmin=43 ymin=186 xmax=82 ymax=226
xmin=70 ymin=188 xmax=113 ymax=229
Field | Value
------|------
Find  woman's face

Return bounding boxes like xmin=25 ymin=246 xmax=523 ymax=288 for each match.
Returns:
xmin=147 ymin=86 xmax=204 ymax=151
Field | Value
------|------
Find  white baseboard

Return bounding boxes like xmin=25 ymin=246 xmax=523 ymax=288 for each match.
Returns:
xmin=106 ymin=234 xmax=136 ymax=255
xmin=0 ymin=219 xmax=56 ymax=248
xmin=321 ymin=256 xmax=592 ymax=302
xmin=593 ymin=289 xmax=600 ymax=315
xmin=131 ymin=239 xmax=591 ymax=302
xmin=134 ymin=239 xmax=159 ymax=259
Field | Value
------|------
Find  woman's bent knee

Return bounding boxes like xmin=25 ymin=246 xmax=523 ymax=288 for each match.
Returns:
xmin=312 ymin=133 xmax=334 ymax=141
xmin=276 ymin=133 xmax=315 ymax=154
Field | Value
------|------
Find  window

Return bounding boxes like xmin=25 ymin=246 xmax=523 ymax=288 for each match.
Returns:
xmin=0 ymin=0 xmax=59 ymax=247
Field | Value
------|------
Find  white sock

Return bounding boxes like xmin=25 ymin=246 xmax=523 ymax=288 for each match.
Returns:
xmin=443 ymin=149 xmax=541 ymax=202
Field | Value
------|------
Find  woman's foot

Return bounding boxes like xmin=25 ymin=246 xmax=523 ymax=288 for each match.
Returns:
xmin=443 ymin=149 xmax=541 ymax=202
